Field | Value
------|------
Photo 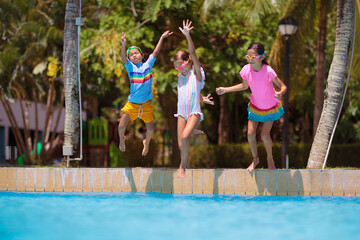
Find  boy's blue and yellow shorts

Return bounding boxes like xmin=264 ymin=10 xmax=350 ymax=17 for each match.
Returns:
xmin=121 ymin=101 xmax=154 ymax=123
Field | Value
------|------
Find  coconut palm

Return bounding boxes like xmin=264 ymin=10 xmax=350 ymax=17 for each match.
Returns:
xmin=307 ymin=0 xmax=354 ymax=168
xmin=63 ymin=0 xmax=81 ymax=162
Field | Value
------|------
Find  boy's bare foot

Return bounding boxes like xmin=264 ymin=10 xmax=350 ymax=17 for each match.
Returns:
xmin=119 ymin=135 xmax=126 ymax=152
xmin=177 ymin=168 xmax=185 ymax=178
xmin=247 ymin=156 xmax=259 ymax=172
xmin=142 ymin=139 xmax=150 ymax=156
xmin=191 ymin=129 xmax=204 ymax=135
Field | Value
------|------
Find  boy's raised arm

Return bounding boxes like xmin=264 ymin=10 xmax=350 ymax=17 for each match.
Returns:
xmin=120 ymin=33 xmax=128 ymax=64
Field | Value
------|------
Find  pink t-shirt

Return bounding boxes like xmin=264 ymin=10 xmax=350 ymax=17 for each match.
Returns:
xmin=240 ymin=64 xmax=279 ymax=109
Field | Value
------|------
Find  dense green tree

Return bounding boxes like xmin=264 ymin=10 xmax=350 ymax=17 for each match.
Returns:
xmin=0 ymin=0 xmax=65 ymax=165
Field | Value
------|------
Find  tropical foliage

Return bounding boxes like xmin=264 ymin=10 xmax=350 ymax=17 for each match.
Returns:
xmin=1 ymin=0 xmax=359 ymax=167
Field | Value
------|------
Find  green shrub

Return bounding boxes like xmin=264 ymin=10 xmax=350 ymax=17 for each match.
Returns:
xmin=188 ymin=143 xmax=360 ymax=169
xmin=121 ymin=139 xmax=159 ymax=167
xmin=326 ymin=144 xmax=360 ymax=168
xmin=109 ymin=144 xmax=128 ymax=167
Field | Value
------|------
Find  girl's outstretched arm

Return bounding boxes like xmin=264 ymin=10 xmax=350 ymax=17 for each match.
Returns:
xmin=120 ymin=33 xmax=128 ymax=64
xmin=201 ymin=94 xmax=214 ymax=105
xmin=216 ymin=79 xmax=249 ymax=95
xmin=179 ymin=19 xmax=202 ymax=82
xmin=152 ymin=30 xmax=173 ymax=58
xmin=273 ymin=77 xmax=287 ymax=99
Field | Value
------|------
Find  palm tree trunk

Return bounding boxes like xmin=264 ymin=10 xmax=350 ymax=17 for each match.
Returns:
xmin=44 ymin=87 xmax=56 ymax=143
xmin=313 ymin=0 xmax=328 ymax=137
xmin=307 ymin=0 xmax=354 ymax=169
xmin=14 ymin=89 xmax=31 ymax=164
xmin=218 ymin=95 xmax=230 ymax=144
xmin=0 ymin=95 xmax=27 ymax=161
xmin=24 ymin=100 xmax=32 ymax=153
xmin=48 ymin=87 xmax=65 ymax=155
xmin=63 ymin=0 xmax=81 ymax=158
xmin=34 ymin=93 xmax=39 ymax=162
xmin=40 ymin=83 xmax=55 ymax=161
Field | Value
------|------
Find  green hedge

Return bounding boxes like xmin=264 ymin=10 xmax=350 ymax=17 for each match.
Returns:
xmin=109 ymin=139 xmax=159 ymax=167
xmin=188 ymin=143 xmax=360 ymax=169
xmin=326 ymin=144 xmax=360 ymax=168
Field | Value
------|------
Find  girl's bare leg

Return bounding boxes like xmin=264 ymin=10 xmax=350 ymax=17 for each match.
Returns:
xmin=177 ymin=115 xmax=200 ymax=178
xmin=177 ymin=116 xmax=186 ymax=177
xmin=247 ymin=120 xmax=260 ymax=172
xmin=191 ymin=129 xmax=204 ymax=135
xmin=261 ymin=121 xmax=276 ymax=170
xmin=142 ymin=121 xmax=154 ymax=156
xmin=118 ymin=113 xmax=131 ymax=152
xmin=191 ymin=122 xmax=203 ymax=135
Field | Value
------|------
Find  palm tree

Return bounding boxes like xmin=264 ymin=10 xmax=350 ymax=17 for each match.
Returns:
xmin=307 ymin=0 xmax=354 ymax=168
xmin=63 ymin=0 xmax=81 ymax=162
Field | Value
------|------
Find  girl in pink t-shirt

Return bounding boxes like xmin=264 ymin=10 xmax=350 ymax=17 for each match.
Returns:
xmin=216 ymin=42 xmax=287 ymax=172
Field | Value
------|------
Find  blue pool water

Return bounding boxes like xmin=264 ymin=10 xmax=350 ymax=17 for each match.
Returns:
xmin=0 ymin=192 xmax=360 ymax=240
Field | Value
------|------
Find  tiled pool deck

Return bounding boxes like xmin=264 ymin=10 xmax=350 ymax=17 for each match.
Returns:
xmin=0 ymin=168 xmax=359 ymax=196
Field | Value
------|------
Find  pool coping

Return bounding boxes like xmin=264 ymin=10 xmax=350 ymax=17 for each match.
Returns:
xmin=0 ymin=168 xmax=359 ymax=196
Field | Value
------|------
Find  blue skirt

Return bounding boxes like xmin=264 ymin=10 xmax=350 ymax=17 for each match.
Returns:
xmin=248 ymin=102 xmax=284 ymax=122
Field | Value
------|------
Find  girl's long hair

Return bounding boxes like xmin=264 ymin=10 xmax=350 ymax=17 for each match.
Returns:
xmin=248 ymin=42 xmax=269 ymax=65
xmin=173 ymin=50 xmax=207 ymax=68
xmin=173 ymin=50 xmax=191 ymax=62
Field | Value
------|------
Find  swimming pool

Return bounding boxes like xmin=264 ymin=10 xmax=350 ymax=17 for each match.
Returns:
xmin=1 ymin=192 xmax=359 ymax=240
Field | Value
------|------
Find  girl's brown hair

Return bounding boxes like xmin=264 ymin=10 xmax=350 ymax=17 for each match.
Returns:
xmin=248 ymin=42 xmax=269 ymax=65
xmin=173 ymin=50 xmax=191 ymax=62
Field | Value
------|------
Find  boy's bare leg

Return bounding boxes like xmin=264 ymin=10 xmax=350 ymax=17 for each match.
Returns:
xmin=142 ymin=121 xmax=154 ymax=156
xmin=118 ymin=113 xmax=131 ymax=152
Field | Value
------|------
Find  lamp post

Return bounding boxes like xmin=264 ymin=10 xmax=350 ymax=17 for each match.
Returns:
xmin=278 ymin=17 xmax=298 ymax=169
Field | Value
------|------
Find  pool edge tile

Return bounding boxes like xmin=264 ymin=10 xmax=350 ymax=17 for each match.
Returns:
xmin=181 ymin=170 xmax=193 ymax=194
xmin=112 ymin=169 xmax=123 ymax=192
xmin=102 ymin=169 xmax=112 ymax=192
xmin=333 ymin=171 xmax=344 ymax=196
xmin=344 ymin=171 xmax=355 ymax=196
xmin=193 ymin=170 xmax=203 ymax=194
xmin=225 ymin=170 xmax=235 ymax=195
xmin=203 ymin=169 xmax=214 ymax=194
xmin=25 ymin=168 xmax=35 ymax=192
xmin=54 ymin=169 xmax=63 ymax=192
xmin=162 ymin=169 xmax=173 ymax=193
xmin=288 ymin=170 xmax=299 ymax=195
xmin=64 ymin=169 xmax=74 ymax=192
xmin=266 ymin=171 xmax=276 ymax=195
xmin=214 ymin=169 xmax=225 ymax=194
xmin=254 ymin=170 xmax=266 ymax=195
xmin=93 ymin=169 xmax=102 ymax=192
xmin=7 ymin=169 xmax=17 ymax=191
xmin=0 ymin=168 xmax=8 ymax=191
xmin=235 ymin=169 xmax=246 ymax=195
xmin=35 ymin=168 xmax=45 ymax=192
xmin=277 ymin=170 xmax=288 ymax=196
xmin=151 ymin=169 xmax=161 ymax=193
